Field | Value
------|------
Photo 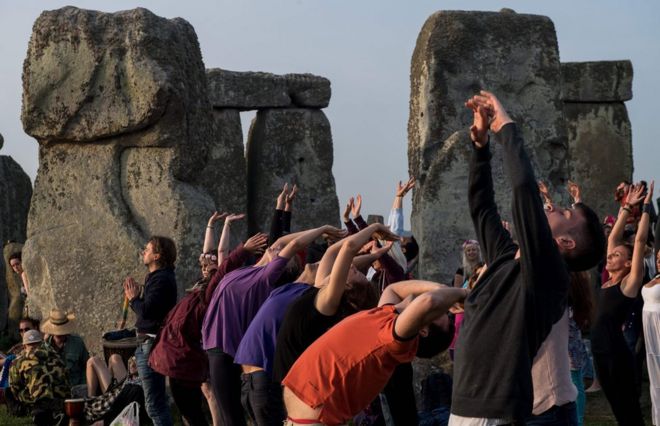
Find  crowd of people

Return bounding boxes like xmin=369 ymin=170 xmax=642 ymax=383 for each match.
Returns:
xmin=0 ymin=91 xmax=658 ymax=426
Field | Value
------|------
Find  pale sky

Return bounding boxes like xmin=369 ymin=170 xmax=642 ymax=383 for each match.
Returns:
xmin=1 ymin=1 xmax=658 ymax=228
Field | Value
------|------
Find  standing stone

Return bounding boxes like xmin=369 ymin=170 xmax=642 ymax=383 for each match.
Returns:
xmin=408 ymin=10 xmax=568 ymax=283
xmin=246 ymin=109 xmax=339 ymax=234
xmin=194 ymin=109 xmax=247 ymax=242
xmin=0 ymin=149 xmax=32 ymax=332
xmin=21 ymin=7 xmax=216 ymax=350
xmin=0 ymin=154 xmax=31 ymax=249
xmin=562 ymin=61 xmax=633 ymax=219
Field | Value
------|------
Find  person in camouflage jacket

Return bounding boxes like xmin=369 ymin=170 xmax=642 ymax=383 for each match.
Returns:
xmin=9 ymin=332 xmax=70 ymax=416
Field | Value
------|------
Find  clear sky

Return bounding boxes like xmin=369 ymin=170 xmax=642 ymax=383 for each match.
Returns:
xmin=1 ymin=1 xmax=658 ymax=228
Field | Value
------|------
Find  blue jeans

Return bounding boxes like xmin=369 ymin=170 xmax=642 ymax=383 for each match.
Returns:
xmin=135 ymin=338 xmax=173 ymax=426
xmin=526 ymin=402 xmax=578 ymax=426
xmin=570 ymin=369 xmax=585 ymax=426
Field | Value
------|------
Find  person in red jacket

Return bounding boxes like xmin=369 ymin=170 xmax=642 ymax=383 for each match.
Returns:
xmin=149 ymin=225 xmax=267 ymax=426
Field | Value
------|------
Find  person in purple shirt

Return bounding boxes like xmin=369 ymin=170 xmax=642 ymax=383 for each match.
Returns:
xmin=201 ymin=225 xmax=345 ymax=426
xmin=234 ymin=263 xmax=319 ymax=426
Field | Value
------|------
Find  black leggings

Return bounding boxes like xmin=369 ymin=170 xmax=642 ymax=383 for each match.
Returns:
xmin=383 ymin=362 xmax=418 ymax=425
xmin=208 ymin=350 xmax=246 ymax=426
xmin=593 ymin=350 xmax=645 ymax=426
xmin=170 ymin=378 xmax=206 ymax=426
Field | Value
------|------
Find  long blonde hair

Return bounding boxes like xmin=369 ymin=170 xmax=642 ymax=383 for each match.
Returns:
xmin=461 ymin=240 xmax=482 ymax=281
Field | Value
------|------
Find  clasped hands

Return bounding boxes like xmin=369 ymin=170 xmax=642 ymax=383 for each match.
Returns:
xmin=465 ymin=90 xmax=514 ymax=148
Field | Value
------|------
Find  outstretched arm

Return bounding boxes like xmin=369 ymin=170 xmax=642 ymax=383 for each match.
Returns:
xmin=269 ymin=184 xmax=289 ymax=245
xmin=465 ymin=96 xmax=516 ymax=264
xmin=622 ymin=182 xmax=654 ymax=297
xmin=393 ymin=286 xmax=468 ymax=339
xmin=217 ymin=213 xmax=245 ymax=265
xmin=315 ymin=223 xmax=399 ymax=315
xmin=279 ymin=225 xmax=346 ymax=261
xmin=203 ymin=212 xmax=228 ymax=254
xmin=352 ymin=241 xmax=393 ymax=273
xmin=608 ymin=184 xmax=642 ymax=254
xmin=388 ymin=178 xmax=415 ymax=236
xmin=343 ymin=197 xmax=359 ymax=235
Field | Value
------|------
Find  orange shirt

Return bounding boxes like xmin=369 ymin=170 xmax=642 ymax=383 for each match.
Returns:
xmin=282 ymin=305 xmax=418 ymax=425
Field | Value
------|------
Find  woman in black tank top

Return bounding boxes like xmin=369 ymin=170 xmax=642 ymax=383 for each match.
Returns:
xmin=591 ymin=182 xmax=653 ymax=426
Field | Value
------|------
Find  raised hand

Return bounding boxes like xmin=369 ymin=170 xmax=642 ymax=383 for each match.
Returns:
xmin=567 ymin=180 xmax=582 ymax=204
xmin=322 ymin=226 xmax=348 ymax=243
xmin=371 ymin=223 xmax=401 ymax=242
xmin=277 ymin=183 xmax=289 ymax=210
xmin=208 ymin=211 xmax=228 ymax=226
xmin=244 ymin=233 xmax=268 ymax=255
xmin=371 ymin=240 xmax=394 ymax=256
xmin=397 ymin=177 xmax=416 ymax=197
xmin=343 ymin=197 xmax=354 ymax=222
xmin=286 ymin=184 xmax=298 ymax=205
xmin=351 ymin=194 xmax=362 ymax=218
xmin=465 ymin=97 xmax=490 ymax=148
xmin=644 ymin=181 xmax=655 ymax=205
xmin=468 ymin=91 xmax=514 ymax=134
xmin=225 ymin=213 xmax=246 ymax=224
xmin=538 ymin=181 xmax=553 ymax=205
xmin=626 ymin=183 xmax=646 ymax=206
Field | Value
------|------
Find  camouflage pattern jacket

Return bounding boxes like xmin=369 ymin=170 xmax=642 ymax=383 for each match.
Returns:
xmin=9 ymin=344 xmax=70 ymax=405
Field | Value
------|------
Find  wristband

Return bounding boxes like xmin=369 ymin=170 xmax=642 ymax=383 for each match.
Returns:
xmin=621 ymin=206 xmax=632 ymax=214
xmin=643 ymin=203 xmax=652 ymax=215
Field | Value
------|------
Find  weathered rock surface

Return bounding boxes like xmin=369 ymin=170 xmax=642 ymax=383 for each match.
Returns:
xmin=3 ymin=242 xmax=25 ymax=339
xmin=194 ymin=109 xmax=247 ymax=241
xmin=22 ymin=6 xmax=216 ymax=350
xmin=206 ymin=69 xmax=331 ymax=109
xmin=367 ymin=215 xmax=384 ymax=225
xmin=409 ymin=10 xmax=569 ymax=282
xmin=565 ymin=103 xmax=632 ymax=219
xmin=0 ymin=156 xmax=32 ymax=250
xmin=246 ymin=109 xmax=339 ymax=234
xmin=561 ymin=61 xmax=633 ymax=102
xmin=561 ymin=61 xmax=633 ymax=220
xmin=0 ymin=154 xmax=32 ymax=332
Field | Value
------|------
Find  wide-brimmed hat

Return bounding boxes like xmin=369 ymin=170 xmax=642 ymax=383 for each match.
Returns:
xmin=41 ymin=308 xmax=77 ymax=336
xmin=23 ymin=329 xmax=43 ymax=345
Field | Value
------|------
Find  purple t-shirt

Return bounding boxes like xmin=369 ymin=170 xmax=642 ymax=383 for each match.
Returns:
xmin=234 ymin=282 xmax=312 ymax=376
xmin=202 ymin=256 xmax=290 ymax=355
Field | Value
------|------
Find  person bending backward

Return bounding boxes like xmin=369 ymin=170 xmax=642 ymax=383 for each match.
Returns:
xmin=234 ymin=264 xmax=319 ymax=426
xmin=236 ymin=224 xmax=388 ymax=426
xmin=590 ymin=182 xmax=653 ymax=426
xmin=282 ymin=279 xmax=466 ymax=426
xmin=449 ymin=92 xmax=605 ymax=425
xmin=272 ymin=223 xmax=393 ymax=385
xmin=201 ymin=225 xmax=345 ymax=426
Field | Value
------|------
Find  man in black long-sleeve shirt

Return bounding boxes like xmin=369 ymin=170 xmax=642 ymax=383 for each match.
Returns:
xmin=124 ymin=236 xmax=178 ymax=426
xmin=449 ymin=92 xmax=605 ymax=425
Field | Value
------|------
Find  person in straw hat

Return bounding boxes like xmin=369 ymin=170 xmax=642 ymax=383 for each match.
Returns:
xmin=42 ymin=308 xmax=89 ymax=396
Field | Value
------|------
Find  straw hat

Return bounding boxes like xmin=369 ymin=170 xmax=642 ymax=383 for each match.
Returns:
xmin=41 ymin=308 xmax=77 ymax=336
xmin=22 ymin=329 xmax=43 ymax=345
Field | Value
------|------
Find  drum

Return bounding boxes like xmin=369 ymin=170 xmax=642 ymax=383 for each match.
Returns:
xmin=102 ymin=336 xmax=138 ymax=366
xmin=64 ymin=398 xmax=85 ymax=426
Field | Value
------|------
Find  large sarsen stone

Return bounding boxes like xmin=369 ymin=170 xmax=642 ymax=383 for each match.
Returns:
xmin=408 ymin=10 xmax=568 ymax=282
